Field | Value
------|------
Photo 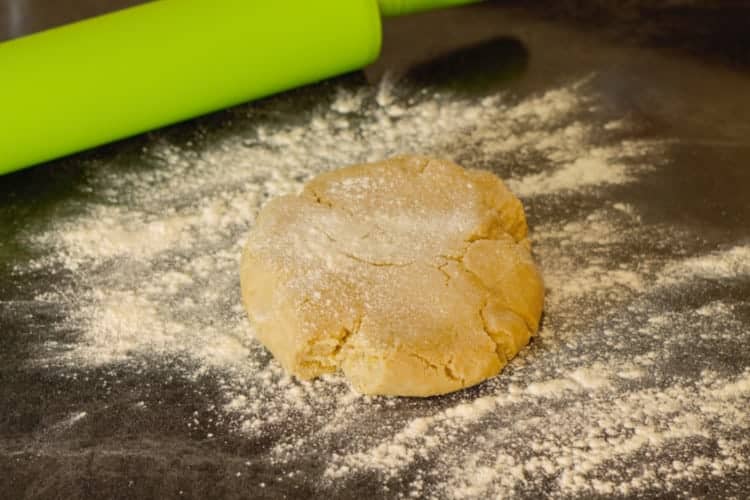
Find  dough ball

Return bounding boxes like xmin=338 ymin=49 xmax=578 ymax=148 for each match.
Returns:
xmin=240 ymin=155 xmax=544 ymax=397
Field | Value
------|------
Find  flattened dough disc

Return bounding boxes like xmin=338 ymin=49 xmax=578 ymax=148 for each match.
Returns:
xmin=240 ymin=155 xmax=544 ymax=397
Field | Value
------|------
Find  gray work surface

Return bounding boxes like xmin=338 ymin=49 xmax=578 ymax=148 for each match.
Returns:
xmin=1 ymin=2 xmax=749 ymax=499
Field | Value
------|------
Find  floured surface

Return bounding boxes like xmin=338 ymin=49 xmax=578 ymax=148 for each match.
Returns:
xmin=240 ymin=155 xmax=543 ymax=396
xmin=2 ymin=68 xmax=749 ymax=498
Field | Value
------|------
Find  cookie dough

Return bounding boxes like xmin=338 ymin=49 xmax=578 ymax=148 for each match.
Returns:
xmin=240 ymin=155 xmax=544 ymax=397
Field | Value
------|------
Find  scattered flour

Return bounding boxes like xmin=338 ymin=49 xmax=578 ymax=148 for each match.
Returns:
xmin=661 ymin=245 xmax=750 ymax=283
xmin=508 ymin=152 xmax=629 ymax=197
xmin=14 ymin=75 xmax=749 ymax=497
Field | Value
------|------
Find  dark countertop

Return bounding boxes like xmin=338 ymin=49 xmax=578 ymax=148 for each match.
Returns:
xmin=1 ymin=2 xmax=749 ymax=499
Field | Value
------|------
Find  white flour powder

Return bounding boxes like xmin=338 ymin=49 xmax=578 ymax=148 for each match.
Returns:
xmin=18 ymin=76 xmax=749 ymax=497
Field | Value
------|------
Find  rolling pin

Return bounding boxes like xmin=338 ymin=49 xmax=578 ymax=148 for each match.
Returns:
xmin=0 ymin=0 xmax=481 ymax=175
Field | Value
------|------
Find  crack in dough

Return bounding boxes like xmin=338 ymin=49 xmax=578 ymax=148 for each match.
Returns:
xmin=319 ymin=228 xmax=415 ymax=268
xmin=240 ymin=155 xmax=544 ymax=396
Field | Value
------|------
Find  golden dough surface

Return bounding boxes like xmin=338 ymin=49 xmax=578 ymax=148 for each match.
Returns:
xmin=240 ymin=155 xmax=544 ymax=397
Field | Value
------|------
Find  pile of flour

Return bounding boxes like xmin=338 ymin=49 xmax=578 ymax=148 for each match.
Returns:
xmin=18 ymin=75 xmax=749 ymax=497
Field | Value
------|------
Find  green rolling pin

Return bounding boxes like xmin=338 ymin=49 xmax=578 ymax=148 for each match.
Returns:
xmin=0 ymin=0 xmax=482 ymax=176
